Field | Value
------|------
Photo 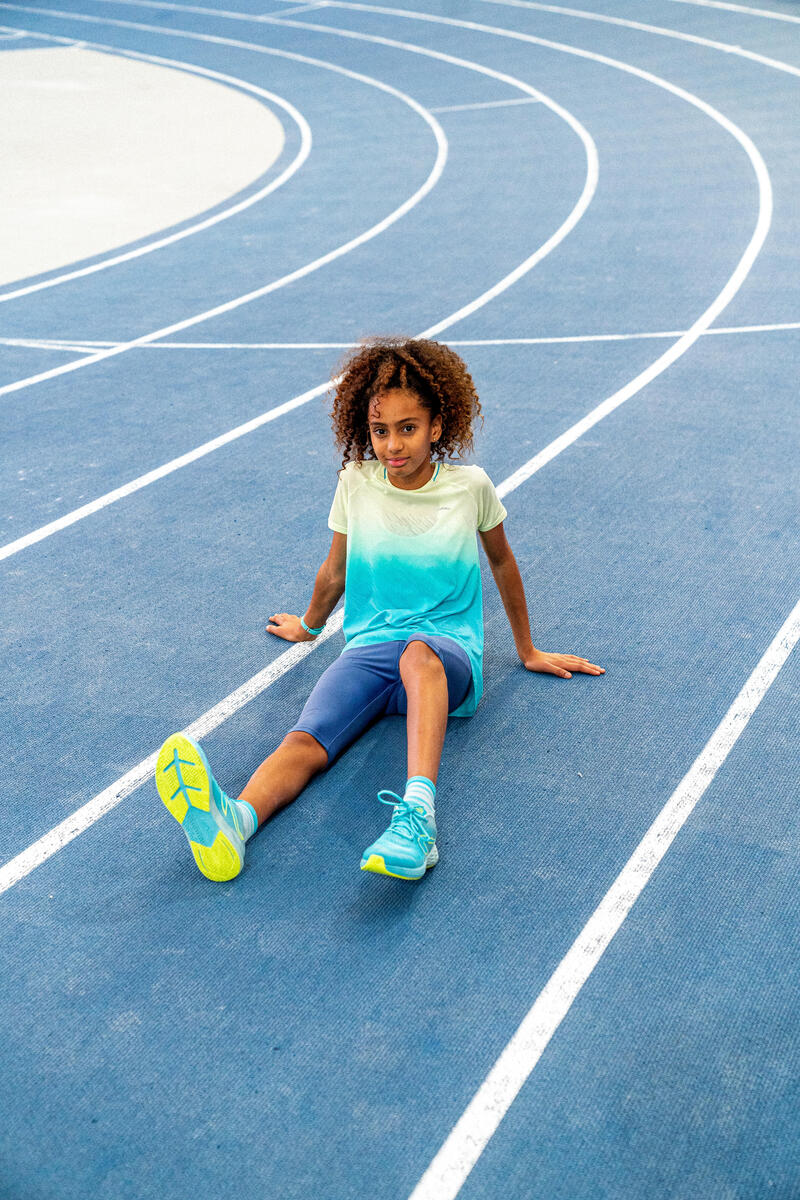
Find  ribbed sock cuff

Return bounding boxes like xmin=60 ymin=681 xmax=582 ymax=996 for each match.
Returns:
xmin=234 ymin=799 xmax=258 ymax=841
xmin=405 ymin=776 xmax=436 ymax=810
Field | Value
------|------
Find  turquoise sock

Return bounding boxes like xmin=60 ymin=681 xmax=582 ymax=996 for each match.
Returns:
xmin=404 ymin=775 xmax=436 ymax=812
xmin=233 ymin=798 xmax=258 ymax=841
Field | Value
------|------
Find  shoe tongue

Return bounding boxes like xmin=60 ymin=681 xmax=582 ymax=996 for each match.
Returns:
xmin=392 ymin=800 xmax=429 ymax=838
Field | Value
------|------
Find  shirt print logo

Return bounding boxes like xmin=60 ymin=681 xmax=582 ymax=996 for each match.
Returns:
xmin=380 ymin=504 xmax=438 ymax=537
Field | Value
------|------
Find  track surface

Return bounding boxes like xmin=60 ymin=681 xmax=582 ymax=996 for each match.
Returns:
xmin=1 ymin=1 xmax=798 ymax=1196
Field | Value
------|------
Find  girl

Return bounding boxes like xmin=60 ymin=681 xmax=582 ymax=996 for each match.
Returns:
xmin=155 ymin=337 xmax=604 ymax=882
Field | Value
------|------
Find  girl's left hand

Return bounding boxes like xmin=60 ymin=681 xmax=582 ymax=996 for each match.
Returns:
xmin=522 ymin=648 xmax=605 ymax=679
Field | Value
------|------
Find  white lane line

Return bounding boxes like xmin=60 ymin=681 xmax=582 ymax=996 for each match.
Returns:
xmin=0 ymin=43 xmax=309 ymax=304
xmin=0 ymin=9 xmax=596 ymax=562
xmin=409 ymin=593 xmax=800 ymax=1200
xmin=272 ymin=1 xmax=326 ymax=16
xmin=659 ymin=0 xmax=800 ymax=25
xmin=476 ymin=0 xmax=800 ymax=81
xmin=0 ymin=614 xmax=345 ymax=897
xmin=11 ymin=320 xmax=800 ymax=351
xmin=442 ymin=322 xmax=800 ymax=341
xmin=430 ymin=96 xmax=541 ymax=112
xmin=0 ymin=337 xmax=104 ymax=353
xmin=80 ymin=0 xmax=320 ymax=20
xmin=1 ymin=337 xmax=352 ymax=349
xmin=0 ymin=10 xmax=448 ymax=400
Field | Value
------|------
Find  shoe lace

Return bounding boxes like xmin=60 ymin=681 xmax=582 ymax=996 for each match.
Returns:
xmin=377 ymin=790 xmax=434 ymax=850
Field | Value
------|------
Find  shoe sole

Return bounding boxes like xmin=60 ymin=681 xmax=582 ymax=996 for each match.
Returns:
xmin=155 ymin=732 xmax=244 ymax=882
xmin=360 ymin=844 xmax=439 ymax=880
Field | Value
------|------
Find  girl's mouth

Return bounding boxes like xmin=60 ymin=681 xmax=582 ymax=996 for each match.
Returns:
xmin=388 ymin=458 xmax=408 ymax=467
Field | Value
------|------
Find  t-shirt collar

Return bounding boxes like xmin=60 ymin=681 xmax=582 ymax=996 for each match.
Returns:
xmin=383 ymin=461 xmax=441 ymax=492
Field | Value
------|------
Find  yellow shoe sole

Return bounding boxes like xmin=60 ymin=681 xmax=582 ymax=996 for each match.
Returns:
xmin=155 ymin=732 xmax=244 ymax=882
xmin=360 ymin=846 xmax=438 ymax=880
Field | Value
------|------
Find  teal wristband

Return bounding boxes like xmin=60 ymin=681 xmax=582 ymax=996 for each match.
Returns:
xmin=300 ymin=617 xmax=325 ymax=636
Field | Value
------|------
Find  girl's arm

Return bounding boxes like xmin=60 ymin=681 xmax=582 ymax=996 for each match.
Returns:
xmin=478 ymin=523 xmax=604 ymax=679
xmin=267 ymin=532 xmax=347 ymax=643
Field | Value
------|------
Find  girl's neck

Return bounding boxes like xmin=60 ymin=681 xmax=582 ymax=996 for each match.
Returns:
xmin=385 ymin=459 xmax=436 ymax=491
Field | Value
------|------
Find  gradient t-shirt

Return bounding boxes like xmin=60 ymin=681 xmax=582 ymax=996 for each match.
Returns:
xmin=327 ymin=459 xmax=507 ymax=717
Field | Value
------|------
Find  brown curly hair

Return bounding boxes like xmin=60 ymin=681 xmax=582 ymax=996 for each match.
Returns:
xmin=329 ymin=336 xmax=483 ymax=470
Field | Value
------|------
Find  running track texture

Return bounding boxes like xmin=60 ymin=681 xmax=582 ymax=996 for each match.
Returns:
xmin=1 ymin=1 xmax=798 ymax=1197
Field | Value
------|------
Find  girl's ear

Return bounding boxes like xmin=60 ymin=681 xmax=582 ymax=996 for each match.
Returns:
xmin=431 ymin=413 xmax=443 ymax=443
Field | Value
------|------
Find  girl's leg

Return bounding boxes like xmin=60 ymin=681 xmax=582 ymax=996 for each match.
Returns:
xmin=240 ymin=646 xmax=400 ymax=831
xmin=398 ymin=640 xmax=449 ymax=783
xmin=237 ymin=730 xmax=328 ymax=826
xmin=360 ymin=641 xmax=448 ymax=879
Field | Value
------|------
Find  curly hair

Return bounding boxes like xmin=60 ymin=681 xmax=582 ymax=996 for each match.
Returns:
xmin=329 ymin=336 xmax=483 ymax=470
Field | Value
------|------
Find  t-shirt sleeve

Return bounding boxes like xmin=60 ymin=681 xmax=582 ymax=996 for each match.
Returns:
xmin=474 ymin=467 xmax=508 ymax=532
xmin=327 ymin=470 xmax=349 ymax=533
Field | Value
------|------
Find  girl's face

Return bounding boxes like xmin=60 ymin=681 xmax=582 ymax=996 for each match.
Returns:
xmin=367 ymin=388 xmax=443 ymax=491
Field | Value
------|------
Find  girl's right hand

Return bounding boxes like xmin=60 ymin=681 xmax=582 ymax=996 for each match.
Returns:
xmin=266 ymin=613 xmax=316 ymax=642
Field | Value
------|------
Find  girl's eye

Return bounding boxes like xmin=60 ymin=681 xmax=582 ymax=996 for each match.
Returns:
xmin=403 ymin=425 xmax=416 ymax=433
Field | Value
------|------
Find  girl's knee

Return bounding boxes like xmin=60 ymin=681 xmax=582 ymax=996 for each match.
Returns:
xmin=282 ymin=730 xmax=329 ymax=770
xmin=399 ymin=640 xmax=445 ymax=678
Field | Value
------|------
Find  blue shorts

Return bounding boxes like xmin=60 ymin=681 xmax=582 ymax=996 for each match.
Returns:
xmin=289 ymin=634 xmax=473 ymax=764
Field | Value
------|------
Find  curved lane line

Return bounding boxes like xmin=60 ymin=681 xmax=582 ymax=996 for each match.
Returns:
xmin=14 ymin=318 xmax=800 ymax=351
xmin=0 ymin=43 xmax=310 ymax=303
xmin=316 ymin=3 xmax=770 ymax=492
xmin=0 ymin=9 xmax=596 ymax=562
xmin=476 ymin=0 xmax=800 ymax=80
xmin=0 ymin=12 xmax=449 ymax=404
xmin=659 ymin=0 xmax=800 ymax=25
xmin=62 ymin=0 xmax=328 ymax=18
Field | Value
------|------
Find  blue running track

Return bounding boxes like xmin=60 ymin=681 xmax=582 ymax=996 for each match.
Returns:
xmin=1 ymin=0 xmax=798 ymax=1196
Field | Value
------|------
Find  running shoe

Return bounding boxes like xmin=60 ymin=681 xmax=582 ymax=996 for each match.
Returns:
xmin=155 ymin=732 xmax=245 ymax=881
xmin=360 ymin=790 xmax=438 ymax=880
